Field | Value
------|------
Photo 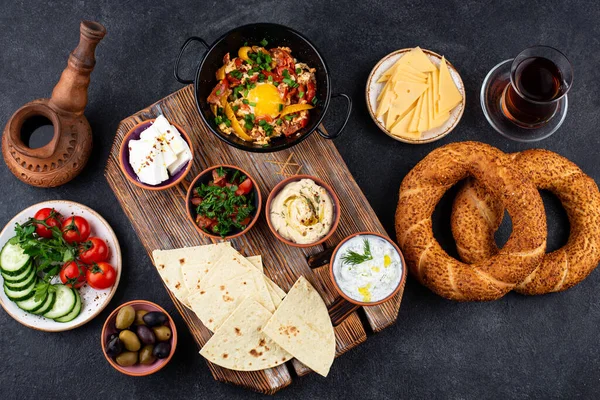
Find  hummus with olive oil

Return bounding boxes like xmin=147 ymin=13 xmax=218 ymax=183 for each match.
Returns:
xmin=270 ymin=179 xmax=334 ymax=244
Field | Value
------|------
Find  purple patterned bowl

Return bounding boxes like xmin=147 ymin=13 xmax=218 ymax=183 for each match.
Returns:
xmin=119 ymin=119 xmax=194 ymax=190
xmin=101 ymin=300 xmax=177 ymax=376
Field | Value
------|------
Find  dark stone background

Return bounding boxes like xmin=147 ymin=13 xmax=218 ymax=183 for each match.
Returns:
xmin=1 ymin=1 xmax=599 ymax=399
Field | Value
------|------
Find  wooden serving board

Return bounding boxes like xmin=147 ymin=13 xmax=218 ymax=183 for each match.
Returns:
xmin=105 ymin=85 xmax=404 ymax=394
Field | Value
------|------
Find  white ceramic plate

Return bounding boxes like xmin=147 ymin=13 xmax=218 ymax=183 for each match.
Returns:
xmin=0 ymin=200 xmax=121 ymax=332
xmin=366 ymin=48 xmax=466 ymax=144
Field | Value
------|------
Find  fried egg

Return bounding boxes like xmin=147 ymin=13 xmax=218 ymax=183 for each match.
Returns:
xmin=247 ymin=82 xmax=284 ymax=117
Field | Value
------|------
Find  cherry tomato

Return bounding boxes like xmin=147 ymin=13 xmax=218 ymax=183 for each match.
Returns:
xmin=33 ymin=208 xmax=63 ymax=239
xmin=235 ymin=178 xmax=254 ymax=196
xmin=86 ymin=262 xmax=117 ymax=290
xmin=212 ymin=169 xmax=227 ymax=187
xmin=196 ymin=215 xmax=217 ymax=231
xmin=306 ymin=81 xmax=316 ymax=103
xmin=60 ymin=261 xmax=87 ymax=289
xmin=61 ymin=216 xmax=91 ymax=244
xmin=78 ymin=237 xmax=109 ymax=264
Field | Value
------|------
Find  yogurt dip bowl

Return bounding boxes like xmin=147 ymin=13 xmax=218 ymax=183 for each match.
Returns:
xmin=330 ymin=232 xmax=406 ymax=306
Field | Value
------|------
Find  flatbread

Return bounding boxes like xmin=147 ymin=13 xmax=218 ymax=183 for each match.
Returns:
xmin=200 ymin=247 xmax=275 ymax=311
xmin=263 ymin=276 xmax=335 ymax=377
xmin=200 ymin=298 xmax=292 ymax=371
xmin=247 ymin=255 xmax=286 ymax=308
xmin=188 ymin=272 xmax=263 ymax=331
xmin=179 ymin=243 xmax=232 ymax=294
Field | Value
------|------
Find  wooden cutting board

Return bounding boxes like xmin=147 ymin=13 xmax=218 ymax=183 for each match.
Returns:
xmin=104 ymin=85 xmax=404 ymax=394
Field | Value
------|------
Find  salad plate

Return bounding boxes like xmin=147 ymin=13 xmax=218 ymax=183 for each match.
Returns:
xmin=0 ymin=200 xmax=121 ymax=332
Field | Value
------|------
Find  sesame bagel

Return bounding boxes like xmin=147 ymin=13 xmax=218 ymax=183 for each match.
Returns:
xmin=395 ymin=142 xmax=547 ymax=301
xmin=452 ymin=149 xmax=600 ymax=295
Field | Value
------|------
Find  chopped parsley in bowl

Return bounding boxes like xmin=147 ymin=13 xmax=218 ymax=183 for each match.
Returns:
xmin=187 ymin=166 xmax=262 ymax=239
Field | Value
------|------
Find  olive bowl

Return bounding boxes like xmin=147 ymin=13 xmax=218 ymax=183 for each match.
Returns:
xmin=101 ymin=300 xmax=177 ymax=376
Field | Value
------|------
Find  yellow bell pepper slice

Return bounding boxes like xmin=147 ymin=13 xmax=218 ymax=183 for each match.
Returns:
xmin=279 ymin=104 xmax=314 ymax=117
xmin=238 ymin=46 xmax=252 ymax=61
xmin=225 ymin=103 xmax=254 ymax=142
xmin=216 ymin=66 xmax=226 ymax=80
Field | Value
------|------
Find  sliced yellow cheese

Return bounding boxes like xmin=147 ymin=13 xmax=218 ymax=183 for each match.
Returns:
xmin=417 ymin=83 xmax=430 ymax=132
xmin=427 ymin=72 xmax=435 ymax=128
xmin=401 ymin=47 xmax=437 ymax=73
xmin=397 ymin=63 xmax=428 ymax=79
xmin=394 ymin=69 xmax=427 ymax=84
xmin=390 ymin=107 xmax=420 ymax=139
xmin=409 ymin=94 xmax=424 ymax=133
xmin=385 ymin=81 xmax=428 ymax=129
xmin=430 ymin=110 xmax=450 ymax=130
xmin=376 ymin=84 xmax=397 ymax=118
xmin=437 ymin=56 xmax=462 ymax=114
xmin=377 ymin=63 xmax=397 ymax=83
xmin=432 ymin=64 xmax=440 ymax=117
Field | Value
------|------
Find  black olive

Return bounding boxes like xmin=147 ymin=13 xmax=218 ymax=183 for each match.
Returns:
xmin=106 ymin=335 xmax=123 ymax=357
xmin=136 ymin=325 xmax=156 ymax=345
xmin=142 ymin=311 xmax=168 ymax=327
xmin=153 ymin=341 xmax=171 ymax=359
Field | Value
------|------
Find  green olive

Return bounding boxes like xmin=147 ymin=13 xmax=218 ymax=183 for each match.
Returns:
xmin=115 ymin=351 xmax=138 ymax=367
xmin=119 ymin=329 xmax=141 ymax=352
xmin=139 ymin=345 xmax=156 ymax=365
xmin=134 ymin=309 xmax=148 ymax=325
xmin=152 ymin=325 xmax=172 ymax=342
xmin=115 ymin=305 xmax=136 ymax=330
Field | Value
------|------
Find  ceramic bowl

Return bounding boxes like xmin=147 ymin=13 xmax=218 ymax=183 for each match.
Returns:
xmin=186 ymin=165 xmax=262 ymax=240
xmin=265 ymin=174 xmax=340 ymax=248
xmin=101 ymin=300 xmax=177 ymax=376
xmin=329 ymin=232 xmax=406 ymax=306
xmin=365 ymin=48 xmax=466 ymax=144
xmin=119 ymin=119 xmax=194 ymax=190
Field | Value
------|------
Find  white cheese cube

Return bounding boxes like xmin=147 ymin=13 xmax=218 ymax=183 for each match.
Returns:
xmin=128 ymin=139 xmax=154 ymax=172
xmin=136 ymin=150 xmax=169 ymax=185
xmin=167 ymin=148 xmax=192 ymax=175
xmin=139 ymin=123 xmax=161 ymax=141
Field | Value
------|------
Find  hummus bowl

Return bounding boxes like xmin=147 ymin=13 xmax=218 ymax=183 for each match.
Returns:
xmin=266 ymin=175 xmax=340 ymax=248
xmin=186 ymin=165 xmax=262 ymax=240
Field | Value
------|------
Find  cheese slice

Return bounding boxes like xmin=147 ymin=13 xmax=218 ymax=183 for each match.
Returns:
xmin=417 ymin=79 xmax=430 ymax=132
xmin=427 ymin=72 xmax=435 ymax=128
xmin=376 ymin=84 xmax=397 ymax=118
xmin=430 ymin=110 xmax=450 ymax=130
xmin=409 ymin=94 xmax=424 ymax=133
xmin=399 ymin=47 xmax=437 ymax=73
xmin=437 ymin=57 xmax=462 ymax=114
xmin=432 ymin=64 xmax=440 ymax=116
xmin=385 ymin=81 xmax=427 ymax=130
xmin=390 ymin=106 xmax=420 ymax=139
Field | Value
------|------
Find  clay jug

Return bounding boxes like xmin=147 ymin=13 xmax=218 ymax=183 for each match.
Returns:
xmin=2 ymin=20 xmax=106 ymax=187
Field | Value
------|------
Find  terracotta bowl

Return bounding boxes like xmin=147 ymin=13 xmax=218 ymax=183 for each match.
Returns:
xmin=329 ymin=232 xmax=406 ymax=306
xmin=265 ymin=174 xmax=340 ymax=248
xmin=119 ymin=119 xmax=194 ymax=190
xmin=101 ymin=300 xmax=177 ymax=376
xmin=186 ymin=165 xmax=262 ymax=240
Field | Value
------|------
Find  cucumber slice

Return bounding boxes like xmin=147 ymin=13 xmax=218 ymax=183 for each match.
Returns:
xmin=33 ymin=291 xmax=56 ymax=315
xmin=43 ymin=285 xmax=76 ymax=319
xmin=2 ymin=262 xmax=33 ymax=283
xmin=16 ymin=290 xmax=47 ymax=312
xmin=54 ymin=289 xmax=81 ymax=323
xmin=3 ymin=277 xmax=36 ymax=301
xmin=4 ymin=268 xmax=36 ymax=291
xmin=0 ymin=242 xmax=31 ymax=276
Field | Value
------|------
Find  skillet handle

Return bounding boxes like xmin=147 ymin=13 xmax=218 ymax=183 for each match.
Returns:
xmin=316 ymin=93 xmax=352 ymax=139
xmin=174 ymin=36 xmax=209 ymax=84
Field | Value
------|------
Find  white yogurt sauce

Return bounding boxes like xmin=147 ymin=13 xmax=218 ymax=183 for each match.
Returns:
xmin=332 ymin=235 xmax=402 ymax=303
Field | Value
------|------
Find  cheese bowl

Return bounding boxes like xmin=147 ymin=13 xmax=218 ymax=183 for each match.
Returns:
xmin=366 ymin=48 xmax=466 ymax=144
xmin=119 ymin=119 xmax=194 ymax=191
xmin=173 ymin=23 xmax=352 ymax=153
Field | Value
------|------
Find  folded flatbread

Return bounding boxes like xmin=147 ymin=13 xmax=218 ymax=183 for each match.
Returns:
xmin=200 ymin=298 xmax=292 ymax=371
xmin=263 ymin=276 xmax=335 ymax=377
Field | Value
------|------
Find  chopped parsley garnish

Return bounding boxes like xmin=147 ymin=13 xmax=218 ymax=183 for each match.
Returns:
xmin=312 ymin=96 xmax=318 ymax=105
xmin=267 ymin=75 xmax=274 ymax=83
xmin=278 ymin=104 xmax=284 ymax=112
xmin=242 ymin=99 xmax=250 ymax=105
xmin=298 ymin=91 xmax=305 ymax=98
xmin=232 ymin=105 xmax=239 ymax=112
xmin=244 ymin=114 xmax=255 ymax=130
xmin=296 ymin=67 xmax=302 ymax=74
xmin=260 ymin=38 xmax=268 ymax=47
xmin=282 ymin=69 xmax=290 ymax=79
xmin=230 ymin=70 xmax=243 ymax=79
xmin=216 ymin=89 xmax=221 ymax=96
xmin=249 ymin=101 xmax=257 ymax=107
